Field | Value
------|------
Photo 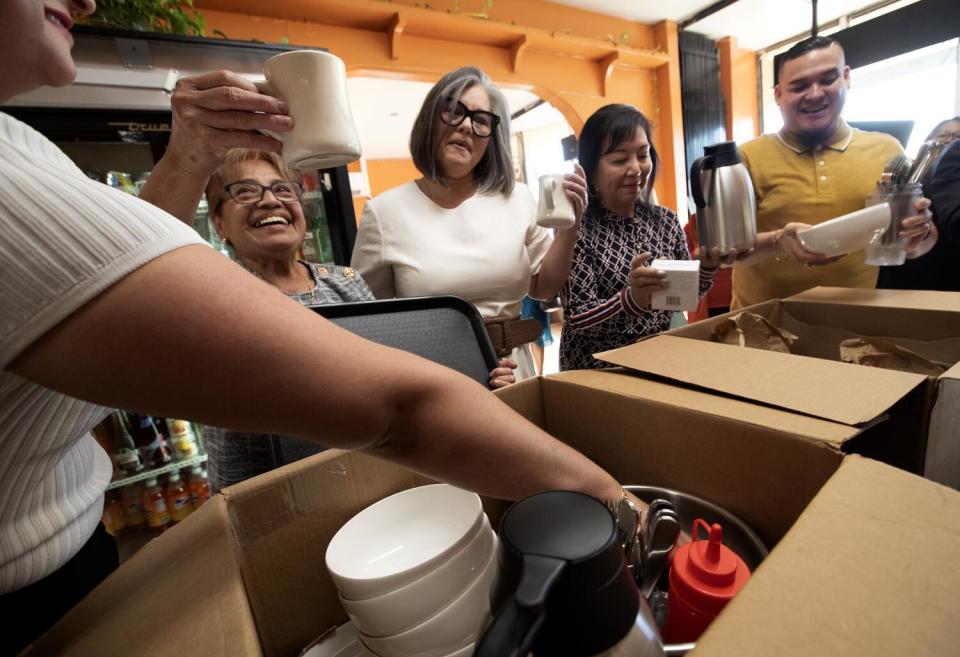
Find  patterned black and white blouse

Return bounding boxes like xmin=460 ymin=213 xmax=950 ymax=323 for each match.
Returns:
xmin=559 ymin=201 xmax=716 ymax=371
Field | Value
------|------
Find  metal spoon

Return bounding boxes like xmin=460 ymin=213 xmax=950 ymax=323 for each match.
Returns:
xmin=906 ymin=140 xmax=947 ymax=184
xmin=639 ymin=503 xmax=681 ymax=598
xmin=883 ymin=153 xmax=911 ymax=186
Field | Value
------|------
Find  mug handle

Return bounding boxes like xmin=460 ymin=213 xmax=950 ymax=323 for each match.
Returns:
xmin=253 ymin=79 xmax=284 ymax=142
xmin=544 ymin=179 xmax=556 ymax=212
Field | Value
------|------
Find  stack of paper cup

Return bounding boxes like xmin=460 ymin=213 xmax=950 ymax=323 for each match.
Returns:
xmin=326 ymin=484 xmax=499 ymax=657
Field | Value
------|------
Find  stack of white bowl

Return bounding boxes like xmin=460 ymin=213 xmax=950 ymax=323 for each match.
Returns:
xmin=325 ymin=484 xmax=499 ymax=657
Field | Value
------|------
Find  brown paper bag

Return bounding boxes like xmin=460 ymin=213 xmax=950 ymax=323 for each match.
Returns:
xmin=839 ymin=338 xmax=947 ymax=376
xmin=712 ymin=312 xmax=799 ymax=353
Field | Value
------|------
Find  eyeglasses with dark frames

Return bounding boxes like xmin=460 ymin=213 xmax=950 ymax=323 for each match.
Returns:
xmin=224 ymin=180 xmax=304 ymax=205
xmin=440 ymin=100 xmax=500 ymax=138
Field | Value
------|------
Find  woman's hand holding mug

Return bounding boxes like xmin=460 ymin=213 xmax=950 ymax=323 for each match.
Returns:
xmin=167 ymin=71 xmax=293 ymax=179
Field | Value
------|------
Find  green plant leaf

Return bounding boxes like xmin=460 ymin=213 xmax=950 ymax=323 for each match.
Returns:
xmin=88 ymin=0 xmax=205 ymax=36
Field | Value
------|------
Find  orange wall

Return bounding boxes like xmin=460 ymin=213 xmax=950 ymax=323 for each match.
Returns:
xmin=353 ymin=158 xmax=421 ymax=221
xmin=367 ymin=158 xmax=420 ymax=196
xmin=195 ymin=0 xmax=687 ymax=218
xmin=351 ymin=196 xmax=367 ymax=225
xmin=717 ymin=37 xmax=759 ymax=144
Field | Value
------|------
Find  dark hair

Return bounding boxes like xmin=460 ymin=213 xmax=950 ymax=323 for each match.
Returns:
xmin=409 ymin=66 xmax=514 ymax=196
xmin=778 ymin=36 xmax=843 ymax=78
xmin=578 ymin=104 xmax=658 ymax=212
xmin=927 ymin=116 xmax=960 ymax=141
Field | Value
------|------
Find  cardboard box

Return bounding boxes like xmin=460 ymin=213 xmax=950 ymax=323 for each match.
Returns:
xmin=789 ymin=287 xmax=960 ymax=489
xmin=600 ymin=287 xmax=960 ymax=480
xmin=27 ymin=370 xmax=960 ymax=657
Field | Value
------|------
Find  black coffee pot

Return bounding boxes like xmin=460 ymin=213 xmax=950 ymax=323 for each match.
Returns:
xmin=474 ymin=491 xmax=663 ymax=657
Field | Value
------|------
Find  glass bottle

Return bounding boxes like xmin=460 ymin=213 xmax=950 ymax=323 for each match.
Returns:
xmin=166 ymin=419 xmax=200 ymax=460
xmin=165 ymin=470 xmax=194 ymax=523
xmin=128 ymin=412 xmax=172 ymax=469
xmin=143 ymin=476 xmax=171 ymax=534
xmin=112 ymin=413 xmax=144 ymax=476
xmin=188 ymin=465 xmax=211 ymax=508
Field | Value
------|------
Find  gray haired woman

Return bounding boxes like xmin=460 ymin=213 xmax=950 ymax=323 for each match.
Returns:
xmin=352 ymin=66 xmax=589 ymax=379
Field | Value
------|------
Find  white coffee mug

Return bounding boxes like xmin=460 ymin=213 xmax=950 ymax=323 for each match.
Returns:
xmin=536 ymin=174 xmax=576 ymax=229
xmin=255 ymin=50 xmax=362 ymax=170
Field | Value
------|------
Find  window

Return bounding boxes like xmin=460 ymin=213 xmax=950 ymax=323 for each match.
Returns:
xmin=846 ymin=38 xmax=958 ymax=156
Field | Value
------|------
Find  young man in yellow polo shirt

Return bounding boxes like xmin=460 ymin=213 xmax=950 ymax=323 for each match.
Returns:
xmin=730 ymin=36 xmax=938 ymax=309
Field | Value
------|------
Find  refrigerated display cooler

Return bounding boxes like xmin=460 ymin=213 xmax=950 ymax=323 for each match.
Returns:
xmin=3 ymin=25 xmax=357 ymax=265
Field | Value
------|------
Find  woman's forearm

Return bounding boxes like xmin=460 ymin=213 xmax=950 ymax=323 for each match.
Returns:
xmin=10 ymin=245 xmax=621 ymax=504
xmin=370 ymin=375 xmax=620 ymax=502
xmin=732 ymin=229 xmax=778 ymax=266
xmin=138 ymin=155 xmax=210 ymax=226
xmin=529 ymin=227 xmax=578 ymax=300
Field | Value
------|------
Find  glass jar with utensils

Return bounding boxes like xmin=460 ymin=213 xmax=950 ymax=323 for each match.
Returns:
xmin=865 ymin=141 xmax=948 ymax=266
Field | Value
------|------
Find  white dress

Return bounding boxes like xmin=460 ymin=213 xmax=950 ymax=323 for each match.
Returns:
xmin=352 ymin=181 xmax=552 ymax=379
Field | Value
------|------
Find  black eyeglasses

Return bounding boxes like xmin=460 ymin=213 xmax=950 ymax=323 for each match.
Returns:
xmin=440 ymin=100 xmax=500 ymax=138
xmin=224 ymin=180 xmax=304 ymax=205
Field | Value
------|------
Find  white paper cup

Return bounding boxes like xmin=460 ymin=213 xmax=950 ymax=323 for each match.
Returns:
xmin=341 ymin=515 xmax=496 ymax=637
xmin=326 ymin=485 xmax=484 ymax=600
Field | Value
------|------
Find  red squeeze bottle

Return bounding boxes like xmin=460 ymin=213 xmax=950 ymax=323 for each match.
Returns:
xmin=662 ymin=518 xmax=751 ymax=643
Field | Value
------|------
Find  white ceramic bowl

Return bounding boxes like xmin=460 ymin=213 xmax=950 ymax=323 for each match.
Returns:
xmin=796 ymin=202 xmax=890 ymax=257
xmin=342 ymin=514 xmax=495 ymax=637
xmin=302 ymin=622 xmax=374 ymax=657
xmin=326 ymin=485 xmax=484 ymax=600
xmin=359 ymin=545 xmax=498 ymax=657
xmin=359 ymin=637 xmax=475 ymax=657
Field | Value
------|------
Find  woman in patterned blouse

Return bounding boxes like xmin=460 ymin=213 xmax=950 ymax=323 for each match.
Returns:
xmin=559 ymin=105 xmax=737 ymax=370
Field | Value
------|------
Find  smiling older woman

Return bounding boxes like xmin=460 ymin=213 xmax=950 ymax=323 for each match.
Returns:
xmin=351 ymin=66 xmax=590 ymax=380
xmin=205 ymin=149 xmax=373 ymax=308
xmin=200 ymin=150 xmax=373 ymax=492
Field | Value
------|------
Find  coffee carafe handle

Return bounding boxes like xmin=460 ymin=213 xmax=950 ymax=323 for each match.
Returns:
xmin=689 ymin=156 xmax=711 ymax=210
xmin=474 ymin=554 xmax=567 ymax=657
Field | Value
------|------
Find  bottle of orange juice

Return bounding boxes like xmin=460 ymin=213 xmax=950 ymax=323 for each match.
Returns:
xmin=142 ymin=477 xmax=171 ymax=534
xmin=101 ymin=492 xmax=126 ymax=536
xmin=120 ymin=482 xmax=146 ymax=528
xmin=188 ymin=465 xmax=211 ymax=508
xmin=165 ymin=470 xmax=194 ymax=523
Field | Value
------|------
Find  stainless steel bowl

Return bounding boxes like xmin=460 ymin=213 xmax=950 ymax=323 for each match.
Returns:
xmin=625 ymin=485 xmax=770 ymax=657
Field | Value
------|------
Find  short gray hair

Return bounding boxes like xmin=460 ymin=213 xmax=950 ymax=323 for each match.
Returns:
xmin=410 ymin=66 xmax=515 ymax=196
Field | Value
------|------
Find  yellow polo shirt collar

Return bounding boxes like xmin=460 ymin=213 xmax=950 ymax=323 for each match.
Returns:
xmin=776 ymin=119 xmax=853 ymax=154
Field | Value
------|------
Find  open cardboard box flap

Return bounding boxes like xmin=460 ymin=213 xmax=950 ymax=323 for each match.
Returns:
xmin=787 ymin=287 xmax=960 ymax=381
xmin=694 ymin=455 xmax=960 ymax=656
xmin=787 ymin=286 xmax=960 ymax=313
xmin=596 ymin=335 xmax=927 ymax=426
